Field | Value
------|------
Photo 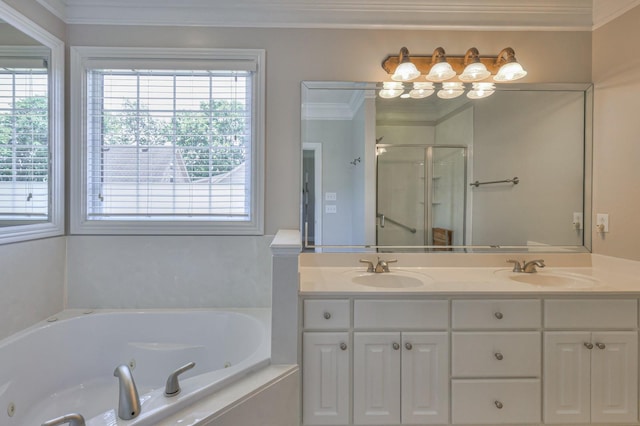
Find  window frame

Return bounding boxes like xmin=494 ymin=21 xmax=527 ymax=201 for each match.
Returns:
xmin=70 ymin=47 xmax=265 ymax=235
xmin=0 ymin=2 xmax=65 ymax=245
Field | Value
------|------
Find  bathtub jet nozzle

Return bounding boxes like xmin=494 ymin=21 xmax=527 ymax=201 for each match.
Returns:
xmin=113 ymin=364 xmax=141 ymax=420
xmin=165 ymin=361 xmax=196 ymax=397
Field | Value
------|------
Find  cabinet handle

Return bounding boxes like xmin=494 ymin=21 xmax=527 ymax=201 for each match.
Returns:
xmin=494 ymin=312 xmax=504 ymax=320
xmin=494 ymin=352 xmax=504 ymax=361
xmin=495 ymin=401 xmax=504 ymax=409
xmin=323 ymin=312 xmax=331 ymax=320
xmin=584 ymin=342 xmax=593 ymax=350
xmin=595 ymin=342 xmax=606 ymax=350
xmin=405 ymin=343 xmax=413 ymax=350
xmin=339 ymin=342 xmax=347 ymax=351
xmin=392 ymin=342 xmax=400 ymax=350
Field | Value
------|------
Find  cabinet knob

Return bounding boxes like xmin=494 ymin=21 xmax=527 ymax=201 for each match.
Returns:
xmin=323 ymin=312 xmax=331 ymax=320
xmin=494 ymin=352 xmax=504 ymax=361
xmin=595 ymin=342 xmax=606 ymax=350
xmin=405 ymin=343 xmax=413 ymax=350
xmin=392 ymin=342 xmax=400 ymax=350
xmin=339 ymin=342 xmax=347 ymax=351
xmin=494 ymin=312 xmax=504 ymax=320
xmin=494 ymin=401 xmax=504 ymax=409
xmin=584 ymin=342 xmax=593 ymax=350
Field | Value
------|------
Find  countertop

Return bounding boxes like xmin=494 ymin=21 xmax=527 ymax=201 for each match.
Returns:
xmin=299 ymin=253 xmax=640 ymax=296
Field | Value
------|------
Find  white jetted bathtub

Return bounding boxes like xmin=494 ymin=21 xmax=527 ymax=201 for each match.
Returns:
xmin=0 ymin=309 xmax=271 ymax=425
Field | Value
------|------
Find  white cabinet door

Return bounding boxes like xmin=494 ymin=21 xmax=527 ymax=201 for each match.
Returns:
xmin=303 ymin=332 xmax=350 ymax=425
xmin=544 ymin=331 xmax=591 ymax=424
xmin=353 ymin=332 xmax=401 ymax=425
xmin=401 ymin=332 xmax=449 ymax=425
xmin=591 ymin=331 xmax=638 ymax=424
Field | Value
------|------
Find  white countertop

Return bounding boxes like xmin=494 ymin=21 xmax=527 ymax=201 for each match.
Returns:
xmin=299 ymin=253 xmax=640 ymax=296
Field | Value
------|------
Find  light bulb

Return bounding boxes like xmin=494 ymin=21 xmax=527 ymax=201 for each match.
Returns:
xmin=459 ymin=62 xmax=491 ymax=82
xmin=409 ymin=82 xmax=434 ymax=99
xmin=378 ymin=82 xmax=404 ymax=99
xmin=426 ymin=61 xmax=456 ymax=82
xmin=437 ymin=82 xmax=465 ymax=99
xmin=392 ymin=61 xmax=420 ymax=82
xmin=467 ymin=82 xmax=495 ymax=99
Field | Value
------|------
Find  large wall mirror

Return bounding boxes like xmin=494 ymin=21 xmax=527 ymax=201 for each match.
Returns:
xmin=0 ymin=2 xmax=64 ymax=244
xmin=301 ymin=81 xmax=592 ymax=252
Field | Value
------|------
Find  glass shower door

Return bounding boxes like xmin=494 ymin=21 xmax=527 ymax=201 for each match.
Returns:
xmin=376 ymin=145 xmax=466 ymax=247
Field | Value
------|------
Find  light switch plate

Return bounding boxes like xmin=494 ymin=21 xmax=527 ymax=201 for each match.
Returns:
xmin=325 ymin=192 xmax=337 ymax=201
xmin=596 ymin=213 xmax=609 ymax=233
xmin=325 ymin=205 xmax=337 ymax=214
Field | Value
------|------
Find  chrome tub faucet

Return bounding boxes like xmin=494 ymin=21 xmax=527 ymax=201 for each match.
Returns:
xmin=114 ymin=364 xmax=141 ymax=420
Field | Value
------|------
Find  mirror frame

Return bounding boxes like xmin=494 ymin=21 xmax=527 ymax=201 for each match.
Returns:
xmin=301 ymin=81 xmax=593 ymax=253
xmin=0 ymin=1 xmax=64 ymax=244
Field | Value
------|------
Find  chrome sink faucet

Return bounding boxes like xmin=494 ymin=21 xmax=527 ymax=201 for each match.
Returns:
xmin=507 ymin=259 xmax=546 ymax=273
xmin=359 ymin=257 xmax=397 ymax=273
xmin=41 ymin=413 xmax=85 ymax=426
xmin=114 ymin=364 xmax=141 ymax=420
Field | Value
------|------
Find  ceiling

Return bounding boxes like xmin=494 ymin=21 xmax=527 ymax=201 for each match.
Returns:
xmin=37 ymin=0 xmax=640 ymax=30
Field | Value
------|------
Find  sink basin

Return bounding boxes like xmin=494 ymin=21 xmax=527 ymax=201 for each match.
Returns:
xmin=496 ymin=270 xmax=600 ymax=288
xmin=343 ymin=269 xmax=431 ymax=289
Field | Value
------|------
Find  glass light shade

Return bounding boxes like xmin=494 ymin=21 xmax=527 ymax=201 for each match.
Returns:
xmin=467 ymin=82 xmax=495 ymax=99
xmin=378 ymin=82 xmax=404 ymax=99
xmin=426 ymin=61 xmax=456 ymax=82
xmin=409 ymin=82 xmax=435 ymax=99
xmin=437 ymin=82 xmax=465 ymax=99
xmin=459 ymin=62 xmax=491 ymax=82
xmin=392 ymin=61 xmax=421 ymax=82
xmin=494 ymin=61 xmax=527 ymax=82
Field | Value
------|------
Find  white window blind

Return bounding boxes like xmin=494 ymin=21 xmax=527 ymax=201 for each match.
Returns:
xmin=86 ymin=67 xmax=253 ymax=221
xmin=0 ymin=62 xmax=49 ymax=220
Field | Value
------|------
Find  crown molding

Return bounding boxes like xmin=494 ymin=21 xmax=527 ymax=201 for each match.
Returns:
xmin=37 ymin=0 xmax=595 ymax=30
xmin=592 ymin=0 xmax=640 ymax=30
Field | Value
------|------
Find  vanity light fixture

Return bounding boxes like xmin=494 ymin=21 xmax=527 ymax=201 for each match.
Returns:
xmin=381 ymin=46 xmax=527 ymax=86
xmin=493 ymin=47 xmax=527 ymax=82
xmin=378 ymin=81 xmax=404 ymax=99
xmin=426 ymin=47 xmax=457 ymax=82
xmin=459 ymin=47 xmax=491 ymax=82
xmin=467 ymin=82 xmax=496 ymax=99
xmin=391 ymin=47 xmax=421 ymax=82
xmin=437 ymin=82 xmax=465 ymax=99
xmin=409 ymin=82 xmax=435 ymax=99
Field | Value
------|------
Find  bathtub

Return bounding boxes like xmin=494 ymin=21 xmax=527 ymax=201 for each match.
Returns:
xmin=0 ymin=308 xmax=271 ymax=425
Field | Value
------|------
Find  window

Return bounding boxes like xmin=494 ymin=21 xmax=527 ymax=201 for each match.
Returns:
xmin=71 ymin=47 xmax=265 ymax=234
xmin=0 ymin=55 xmax=49 ymax=222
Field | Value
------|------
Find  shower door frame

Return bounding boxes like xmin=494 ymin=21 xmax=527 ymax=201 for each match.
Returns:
xmin=376 ymin=144 xmax=468 ymax=247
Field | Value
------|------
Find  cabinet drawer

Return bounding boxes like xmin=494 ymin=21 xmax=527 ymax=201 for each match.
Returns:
xmin=304 ymin=299 xmax=350 ymax=329
xmin=452 ymin=299 xmax=540 ymax=329
xmin=452 ymin=332 xmax=540 ymax=377
xmin=354 ymin=299 xmax=448 ymax=329
xmin=452 ymin=379 xmax=541 ymax=424
xmin=545 ymin=299 xmax=637 ymax=329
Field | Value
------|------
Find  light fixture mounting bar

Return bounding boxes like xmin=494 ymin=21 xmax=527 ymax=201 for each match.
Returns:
xmin=382 ymin=55 xmax=501 ymax=75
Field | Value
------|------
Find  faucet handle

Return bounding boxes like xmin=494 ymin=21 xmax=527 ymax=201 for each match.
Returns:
xmin=359 ymin=259 xmax=374 ymax=272
xmin=506 ymin=259 xmax=523 ymax=272
xmin=41 ymin=414 xmax=86 ymax=426
xmin=165 ymin=361 xmax=196 ymax=396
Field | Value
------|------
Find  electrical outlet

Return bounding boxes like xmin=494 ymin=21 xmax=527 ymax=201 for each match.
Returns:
xmin=596 ymin=213 xmax=609 ymax=233
xmin=573 ymin=212 xmax=583 ymax=230
xmin=325 ymin=205 xmax=337 ymax=214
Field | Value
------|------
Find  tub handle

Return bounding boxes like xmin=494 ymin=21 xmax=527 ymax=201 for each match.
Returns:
xmin=41 ymin=413 xmax=86 ymax=426
xmin=165 ymin=361 xmax=196 ymax=397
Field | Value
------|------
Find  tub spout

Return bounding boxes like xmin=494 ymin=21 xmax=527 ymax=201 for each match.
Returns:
xmin=165 ymin=361 xmax=196 ymax=396
xmin=41 ymin=413 xmax=85 ymax=426
xmin=113 ymin=364 xmax=141 ymax=420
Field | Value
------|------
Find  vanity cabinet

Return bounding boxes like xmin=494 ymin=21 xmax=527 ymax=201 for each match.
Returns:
xmin=451 ymin=299 xmax=541 ymax=424
xmin=302 ymin=299 xmax=351 ymax=425
xmin=353 ymin=331 xmax=448 ymax=425
xmin=543 ymin=299 xmax=638 ymax=424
